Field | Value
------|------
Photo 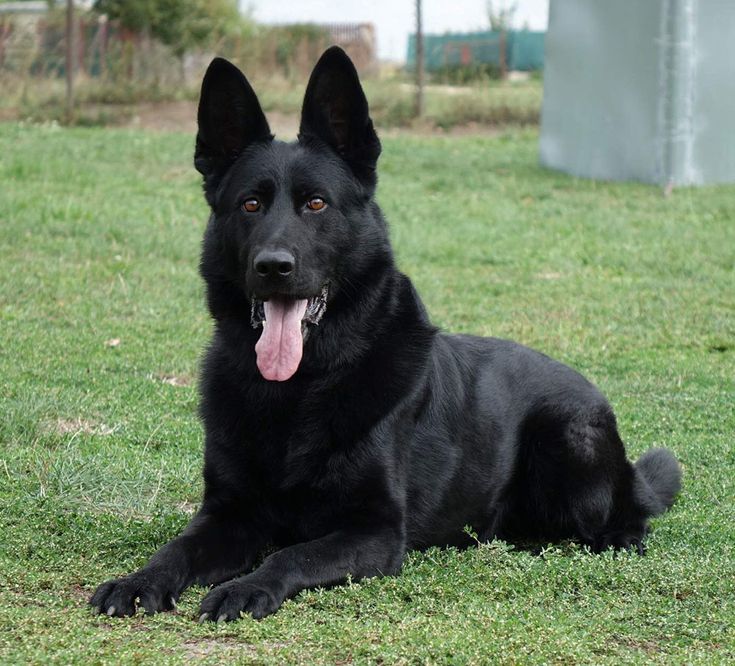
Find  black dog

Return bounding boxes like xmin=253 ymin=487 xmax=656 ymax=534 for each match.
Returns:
xmin=91 ymin=47 xmax=681 ymax=622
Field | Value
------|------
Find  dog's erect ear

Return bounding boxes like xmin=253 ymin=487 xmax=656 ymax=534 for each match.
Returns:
xmin=195 ymin=58 xmax=272 ymax=204
xmin=299 ymin=47 xmax=381 ymax=190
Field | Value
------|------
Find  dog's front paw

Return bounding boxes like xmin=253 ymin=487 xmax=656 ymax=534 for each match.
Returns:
xmin=198 ymin=579 xmax=281 ymax=622
xmin=90 ymin=571 xmax=178 ymax=617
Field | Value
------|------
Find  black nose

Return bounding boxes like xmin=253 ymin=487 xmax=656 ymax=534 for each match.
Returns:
xmin=254 ymin=249 xmax=295 ymax=278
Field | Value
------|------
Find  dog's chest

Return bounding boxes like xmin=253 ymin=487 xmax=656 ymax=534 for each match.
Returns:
xmin=242 ymin=425 xmax=390 ymax=541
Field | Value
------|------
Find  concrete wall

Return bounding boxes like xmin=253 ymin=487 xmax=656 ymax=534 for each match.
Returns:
xmin=540 ymin=0 xmax=735 ymax=186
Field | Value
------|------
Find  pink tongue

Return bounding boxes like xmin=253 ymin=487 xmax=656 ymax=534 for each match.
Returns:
xmin=255 ymin=298 xmax=308 ymax=381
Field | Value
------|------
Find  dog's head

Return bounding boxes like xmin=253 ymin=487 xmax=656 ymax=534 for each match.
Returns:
xmin=195 ymin=47 xmax=392 ymax=382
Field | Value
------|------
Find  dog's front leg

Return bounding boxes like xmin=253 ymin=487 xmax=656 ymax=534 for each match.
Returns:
xmin=198 ymin=526 xmax=405 ymax=621
xmin=90 ymin=508 xmax=264 ymax=617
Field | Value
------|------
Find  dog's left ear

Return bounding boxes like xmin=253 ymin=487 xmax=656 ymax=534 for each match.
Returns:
xmin=195 ymin=57 xmax=273 ymax=205
xmin=299 ymin=47 xmax=381 ymax=190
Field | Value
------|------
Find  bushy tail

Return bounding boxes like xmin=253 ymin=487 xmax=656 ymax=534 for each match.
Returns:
xmin=633 ymin=448 xmax=682 ymax=516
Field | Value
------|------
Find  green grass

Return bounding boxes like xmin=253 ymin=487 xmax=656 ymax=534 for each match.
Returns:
xmin=0 ymin=123 xmax=734 ymax=664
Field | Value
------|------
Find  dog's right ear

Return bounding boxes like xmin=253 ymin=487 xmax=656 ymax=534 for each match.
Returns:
xmin=194 ymin=58 xmax=272 ymax=205
xmin=299 ymin=47 xmax=381 ymax=191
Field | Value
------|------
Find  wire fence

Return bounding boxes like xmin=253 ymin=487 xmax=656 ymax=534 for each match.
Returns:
xmin=0 ymin=9 xmax=377 ymax=118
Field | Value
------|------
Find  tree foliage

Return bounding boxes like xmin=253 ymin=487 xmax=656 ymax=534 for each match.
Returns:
xmin=486 ymin=0 xmax=518 ymax=31
xmin=94 ymin=0 xmax=243 ymax=56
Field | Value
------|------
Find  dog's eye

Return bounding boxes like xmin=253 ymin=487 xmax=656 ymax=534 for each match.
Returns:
xmin=242 ymin=198 xmax=260 ymax=213
xmin=306 ymin=197 xmax=326 ymax=212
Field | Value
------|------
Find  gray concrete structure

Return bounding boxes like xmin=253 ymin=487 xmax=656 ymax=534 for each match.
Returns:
xmin=540 ymin=0 xmax=735 ymax=186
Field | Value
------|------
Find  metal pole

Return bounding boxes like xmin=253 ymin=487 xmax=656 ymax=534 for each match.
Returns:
xmin=65 ymin=0 xmax=75 ymax=124
xmin=415 ymin=0 xmax=425 ymax=118
xmin=500 ymin=30 xmax=507 ymax=80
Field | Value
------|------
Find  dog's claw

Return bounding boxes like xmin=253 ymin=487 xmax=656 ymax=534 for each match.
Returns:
xmin=217 ymin=614 xmax=227 ymax=623
xmin=198 ymin=612 xmax=209 ymax=624
xmin=106 ymin=606 xmax=116 ymax=616
xmin=170 ymin=596 xmax=177 ymax=609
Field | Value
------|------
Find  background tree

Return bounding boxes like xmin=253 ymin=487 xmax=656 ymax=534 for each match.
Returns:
xmin=486 ymin=0 xmax=518 ymax=31
xmin=486 ymin=0 xmax=517 ymax=79
xmin=94 ymin=0 xmax=242 ymax=58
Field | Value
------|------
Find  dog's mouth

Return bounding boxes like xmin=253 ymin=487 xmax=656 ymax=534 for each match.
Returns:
xmin=250 ymin=284 xmax=328 ymax=382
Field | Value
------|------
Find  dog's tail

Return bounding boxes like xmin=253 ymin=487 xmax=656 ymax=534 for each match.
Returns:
xmin=633 ymin=448 xmax=682 ymax=516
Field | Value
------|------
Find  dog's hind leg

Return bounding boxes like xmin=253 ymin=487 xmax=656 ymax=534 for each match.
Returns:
xmin=590 ymin=447 xmax=681 ymax=553
xmin=564 ymin=414 xmax=681 ymax=554
xmin=501 ymin=403 xmax=669 ymax=553
xmin=559 ymin=411 xmax=649 ymax=553
xmin=496 ymin=405 xmax=614 ymax=543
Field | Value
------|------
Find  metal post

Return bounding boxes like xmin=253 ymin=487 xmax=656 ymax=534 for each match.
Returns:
xmin=65 ymin=0 xmax=75 ymax=124
xmin=415 ymin=0 xmax=425 ymax=118
xmin=499 ymin=30 xmax=507 ymax=79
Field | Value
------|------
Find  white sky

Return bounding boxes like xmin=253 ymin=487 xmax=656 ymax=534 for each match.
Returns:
xmin=244 ymin=0 xmax=549 ymax=62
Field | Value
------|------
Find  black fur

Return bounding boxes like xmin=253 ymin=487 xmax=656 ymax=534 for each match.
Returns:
xmin=90 ymin=47 xmax=682 ymax=622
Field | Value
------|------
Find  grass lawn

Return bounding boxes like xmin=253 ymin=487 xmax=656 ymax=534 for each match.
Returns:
xmin=0 ymin=122 xmax=733 ymax=664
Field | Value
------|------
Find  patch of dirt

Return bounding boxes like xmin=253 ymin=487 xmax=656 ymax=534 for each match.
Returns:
xmin=176 ymin=501 xmax=198 ymax=515
xmin=127 ymin=100 xmax=197 ymax=133
xmin=381 ymin=121 xmax=505 ymax=138
xmin=0 ymin=107 xmax=19 ymax=122
xmin=181 ymin=638 xmax=246 ymax=660
xmin=125 ymin=101 xmax=300 ymax=139
xmin=48 ymin=418 xmax=115 ymax=436
xmin=398 ymin=82 xmax=474 ymax=96
xmin=68 ymin=583 xmax=91 ymax=603
xmin=613 ymin=635 xmax=664 ymax=655
xmin=180 ymin=638 xmax=292 ymax=660
xmin=1 ymin=98 xmax=512 ymax=137
xmin=121 ymin=100 xmax=505 ymax=138
xmin=154 ymin=372 xmax=194 ymax=388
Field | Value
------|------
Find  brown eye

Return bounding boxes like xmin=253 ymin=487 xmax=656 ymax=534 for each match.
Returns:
xmin=242 ymin=198 xmax=260 ymax=213
xmin=306 ymin=197 xmax=326 ymax=211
